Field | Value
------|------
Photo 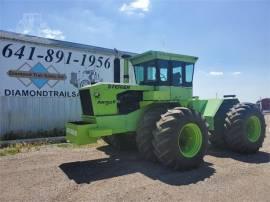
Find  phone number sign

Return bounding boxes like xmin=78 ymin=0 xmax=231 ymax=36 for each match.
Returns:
xmin=0 ymin=39 xmax=114 ymax=97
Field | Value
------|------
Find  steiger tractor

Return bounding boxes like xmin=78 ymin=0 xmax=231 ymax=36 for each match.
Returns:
xmin=66 ymin=51 xmax=266 ymax=170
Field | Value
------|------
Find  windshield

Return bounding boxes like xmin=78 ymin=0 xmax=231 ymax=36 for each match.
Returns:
xmin=134 ymin=60 xmax=157 ymax=85
xmin=134 ymin=60 xmax=194 ymax=86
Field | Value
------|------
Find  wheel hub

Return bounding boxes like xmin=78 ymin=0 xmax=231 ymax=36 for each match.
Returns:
xmin=178 ymin=123 xmax=203 ymax=158
xmin=246 ymin=116 xmax=261 ymax=142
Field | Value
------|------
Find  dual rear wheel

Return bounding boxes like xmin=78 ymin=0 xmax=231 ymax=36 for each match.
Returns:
xmin=210 ymin=103 xmax=266 ymax=153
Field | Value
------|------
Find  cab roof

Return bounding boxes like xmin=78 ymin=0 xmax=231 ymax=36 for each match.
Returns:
xmin=130 ymin=50 xmax=198 ymax=65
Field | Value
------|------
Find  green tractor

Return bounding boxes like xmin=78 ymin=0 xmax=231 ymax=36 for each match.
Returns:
xmin=66 ymin=51 xmax=266 ymax=170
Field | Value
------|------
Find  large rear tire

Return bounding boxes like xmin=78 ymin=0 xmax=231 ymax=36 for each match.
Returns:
xmin=224 ymin=103 xmax=266 ymax=153
xmin=209 ymin=99 xmax=239 ymax=148
xmin=136 ymin=106 xmax=169 ymax=161
xmin=152 ymin=107 xmax=209 ymax=170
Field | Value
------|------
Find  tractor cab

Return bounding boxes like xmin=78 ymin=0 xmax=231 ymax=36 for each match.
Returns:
xmin=130 ymin=51 xmax=198 ymax=87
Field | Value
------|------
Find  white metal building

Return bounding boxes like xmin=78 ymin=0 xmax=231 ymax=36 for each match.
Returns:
xmin=0 ymin=30 xmax=136 ymax=139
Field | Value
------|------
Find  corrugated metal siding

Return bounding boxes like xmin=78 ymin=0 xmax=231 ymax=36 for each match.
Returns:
xmin=0 ymin=96 xmax=81 ymax=137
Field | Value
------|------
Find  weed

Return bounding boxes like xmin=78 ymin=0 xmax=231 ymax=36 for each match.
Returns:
xmin=0 ymin=143 xmax=44 ymax=157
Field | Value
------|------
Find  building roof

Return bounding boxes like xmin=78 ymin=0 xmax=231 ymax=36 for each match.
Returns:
xmin=0 ymin=30 xmax=136 ymax=57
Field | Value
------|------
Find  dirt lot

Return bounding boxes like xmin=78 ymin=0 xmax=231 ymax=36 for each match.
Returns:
xmin=1 ymin=115 xmax=270 ymax=202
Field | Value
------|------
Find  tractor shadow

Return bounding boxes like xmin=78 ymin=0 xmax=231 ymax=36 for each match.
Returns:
xmin=207 ymin=145 xmax=270 ymax=164
xmin=59 ymin=145 xmax=215 ymax=185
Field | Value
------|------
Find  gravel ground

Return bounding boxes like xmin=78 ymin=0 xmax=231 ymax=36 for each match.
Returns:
xmin=0 ymin=115 xmax=269 ymax=202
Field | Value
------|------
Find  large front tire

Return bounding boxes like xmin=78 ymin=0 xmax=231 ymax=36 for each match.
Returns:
xmin=136 ymin=106 xmax=170 ymax=161
xmin=152 ymin=107 xmax=209 ymax=170
xmin=224 ymin=103 xmax=266 ymax=153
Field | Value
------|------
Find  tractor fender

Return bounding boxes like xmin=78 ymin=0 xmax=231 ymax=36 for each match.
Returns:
xmin=190 ymin=98 xmax=239 ymax=130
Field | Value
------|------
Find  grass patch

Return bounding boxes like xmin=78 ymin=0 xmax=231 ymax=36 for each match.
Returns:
xmin=0 ymin=140 xmax=106 ymax=157
xmin=0 ymin=143 xmax=43 ymax=157
xmin=0 ymin=146 xmax=21 ymax=156
xmin=56 ymin=143 xmax=74 ymax=148
xmin=56 ymin=140 xmax=105 ymax=149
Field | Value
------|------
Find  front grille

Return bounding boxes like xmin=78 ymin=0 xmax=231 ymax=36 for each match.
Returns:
xmin=79 ymin=89 xmax=94 ymax=116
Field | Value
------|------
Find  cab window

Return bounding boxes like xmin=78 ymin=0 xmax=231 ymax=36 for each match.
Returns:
xmin=146 ymin=66 xmax=157 ymax=81
xmin=145 ymin=61 xmax=157 ymax=82
xmin=158 ymin=60 xmax=169 ymax=83
xmin=172 ymin=61 xmax=183 ymax=86
xmin=134 ymin=65 xmax=144 ymax=84
xmin=185 ymin=63 xmax=194 ymax=83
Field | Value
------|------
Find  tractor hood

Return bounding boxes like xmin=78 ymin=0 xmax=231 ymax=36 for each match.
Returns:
xmin=79 ymin=82 xmax=154 ymax=117
xmin=80 ymin=82 xmax=154 ymax=92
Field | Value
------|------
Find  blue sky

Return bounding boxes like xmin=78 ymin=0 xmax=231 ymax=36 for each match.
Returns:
xmin=1 ymin=0 xmax=269 ymax=102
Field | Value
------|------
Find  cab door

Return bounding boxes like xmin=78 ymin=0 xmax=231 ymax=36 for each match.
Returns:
xmin=170 ymin=61 xmax=193 ymax=100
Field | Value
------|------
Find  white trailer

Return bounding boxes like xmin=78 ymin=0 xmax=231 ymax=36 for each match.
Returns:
xmin=0 ymin=30 xmax=136 ymax=139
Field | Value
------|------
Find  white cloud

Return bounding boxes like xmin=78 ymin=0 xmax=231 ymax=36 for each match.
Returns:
xmin=42 ymin=8 xmax=116 ymax=47
xmin=232 ymin=71 xmax=241 ymax=76
xmin=120 ymin=0 xmax=150 ymax=15
xmin=209 ymin=71 xmax=224 ymax=76
xmin=40 ymin=28 xmax=65 ymax=40
xmin=16 ymin=13 xmax=65 ymax=40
